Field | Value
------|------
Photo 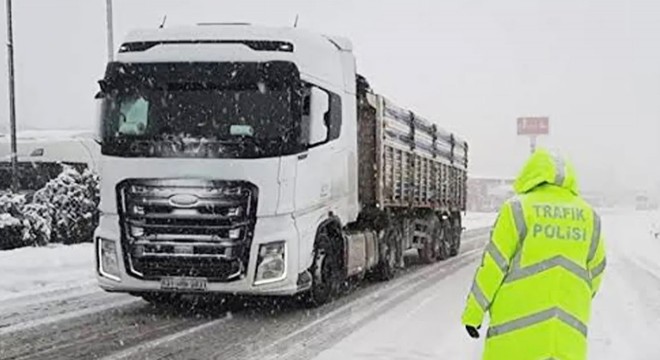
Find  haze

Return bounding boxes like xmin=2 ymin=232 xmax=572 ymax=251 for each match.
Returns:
xmin=0 ymin=0 xmax=657 ymax=196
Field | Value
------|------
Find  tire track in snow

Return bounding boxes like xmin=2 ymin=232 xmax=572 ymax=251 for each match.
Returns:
xmin=0 ymin=291 xmax=134 ymax=334
xmin=0 ymin=296 xmax=140 ymax=336
xmin=0 ymin=280 xmax=98 ymax=309
xmin=99 ymin=314 xmax=233 ymax=360
xmin=0 ymin=300 xmax=224 ymax=360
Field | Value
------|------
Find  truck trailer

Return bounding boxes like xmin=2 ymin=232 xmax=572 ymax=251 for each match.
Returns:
xmin=94 ymin=24 xmax=468 ymax=305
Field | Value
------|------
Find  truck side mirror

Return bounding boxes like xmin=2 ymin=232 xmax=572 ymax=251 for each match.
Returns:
xmin=94 ymin=92 xmax=104 ymax=145
xmin=309 ymin=86 xmax=330 ymax=145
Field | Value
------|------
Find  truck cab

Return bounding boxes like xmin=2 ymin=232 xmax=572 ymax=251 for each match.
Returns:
xmin=95 ymin=24 xmax=360 ymax=299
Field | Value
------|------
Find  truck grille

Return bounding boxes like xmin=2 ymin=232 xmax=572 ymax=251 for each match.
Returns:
xmin=117 ymin=179 xmax=258 ymax=282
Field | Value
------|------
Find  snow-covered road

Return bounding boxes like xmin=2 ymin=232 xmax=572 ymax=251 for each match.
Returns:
xmin=314 ymin=210 xmax=660 ymax=360
xmin=589 ymin=211 xmax=660 ymax=360
xmin=1 ymin=210 xmax=658 ymax=360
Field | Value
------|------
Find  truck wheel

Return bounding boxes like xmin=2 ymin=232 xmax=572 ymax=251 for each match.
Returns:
xmin=375 ymin=226 xmax=401 ymax=281
xmin=449 ymin=216 xmax=462 ymax=257
xmin=436 ymin=218 xmax=450 ymax=261
xmin=418 ymin=239 xmax=438 ymax=263
xmin=419 ymin=215 xmax=446 ymax=263
xmin=303 ymin=228 xmax=342 ymax=307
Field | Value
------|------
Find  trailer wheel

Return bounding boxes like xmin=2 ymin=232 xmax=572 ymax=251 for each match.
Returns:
xmin=436 ymin=218 xmax=450 ymax=261
xmin=418 ymin=238 xmax=436 ymax=264
xmin=375 ymin=226 xmax=401 ymax=281
xmin=419 ymin=215 xmax=447 ymax=263
xmin=449 ymin=216 xmax=462 ymax=257
xmin=303 ymin=227 xmax=342 ymax=307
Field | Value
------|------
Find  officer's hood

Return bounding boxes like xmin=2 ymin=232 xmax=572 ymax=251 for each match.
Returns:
xmin=513 ymin=149 xmax=579 ymax=195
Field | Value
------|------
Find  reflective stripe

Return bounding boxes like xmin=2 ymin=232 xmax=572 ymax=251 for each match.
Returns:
xmin=587 ymin=212 xmax=602 ymax=263
xmin=591 ymin=258 xmax=606 ymax=278
xmin=485 ymin=241 xmax=509 ymax=274
xmin=471 ymin=282 xmax=490 ymax=311
xmin=487 ymin=307 xmax=587 ymax=339
xmin=552 ymin=154 xmax=566 ymax=186
xmin=505 ymin=199 xmax=527 ymax=280
xmin=510 ymin=199 xmax=527 ymax=242
xmin=557 ymin=308 xmax=588 ymax=337
xmin=507 ymin=199 xmax=526 ymax=273
xmin=505 ymin=255 xmax=590 ymax=285
xmin=505 ymin=199 xmax=592 ymax=287
xmin=510 ymin=250 xmax=522 ymax=274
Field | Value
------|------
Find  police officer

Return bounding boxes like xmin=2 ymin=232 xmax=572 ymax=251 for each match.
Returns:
xmin=462 ymin=149 xmax=606 ymax=360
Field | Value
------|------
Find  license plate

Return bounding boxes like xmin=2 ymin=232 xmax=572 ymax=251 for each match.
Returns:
xmin=160 ymin=277 xmax=208 ymax=291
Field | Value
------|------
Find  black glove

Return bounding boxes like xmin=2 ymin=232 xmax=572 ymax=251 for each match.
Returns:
xmin=465 ymin=325 xmax=481 ymax=339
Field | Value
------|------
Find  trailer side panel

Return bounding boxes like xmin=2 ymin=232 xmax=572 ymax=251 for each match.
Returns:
xmin=358 ymin=95 xmax=468 ymax=212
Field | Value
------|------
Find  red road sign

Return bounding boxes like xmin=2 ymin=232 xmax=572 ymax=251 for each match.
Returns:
xmin=517 ymin=117 xmax=549 ymax=135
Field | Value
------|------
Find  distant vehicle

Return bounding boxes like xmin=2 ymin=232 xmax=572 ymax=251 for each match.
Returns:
xmin=582 ymin=191 xmax=608 ymax=209
xmin=0 ymin=131 xmax=100 ymax=191
xmin=93 ymin=24 xmax=469 ymax=305
xmin=635 ymin=194 xmax=658 ymax=210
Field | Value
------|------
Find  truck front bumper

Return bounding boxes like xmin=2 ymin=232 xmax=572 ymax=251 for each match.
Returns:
xmin=95 ymin=213 xmax=309 ymax=296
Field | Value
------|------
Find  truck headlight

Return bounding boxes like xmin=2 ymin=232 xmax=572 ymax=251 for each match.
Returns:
xmin=254 ymin=241 xmax=286 ymax=285
xmin=98 ymin=238 xmax=121 ymax=281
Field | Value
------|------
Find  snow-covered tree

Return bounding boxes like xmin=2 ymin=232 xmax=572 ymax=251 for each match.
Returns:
xmin=0 ymin=166 xmax=100 ymax=248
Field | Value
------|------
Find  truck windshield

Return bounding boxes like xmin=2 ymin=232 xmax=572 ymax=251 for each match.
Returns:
xmin=99 ymin=61 xmax=303 ymax=158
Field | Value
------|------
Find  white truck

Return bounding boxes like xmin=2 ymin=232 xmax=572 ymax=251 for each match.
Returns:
xmin=94 ymin=24 xmax=468 ymax=305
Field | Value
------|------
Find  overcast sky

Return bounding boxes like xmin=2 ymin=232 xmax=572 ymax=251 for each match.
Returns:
xmin=0 ymin=0 xmax=658 ymax=194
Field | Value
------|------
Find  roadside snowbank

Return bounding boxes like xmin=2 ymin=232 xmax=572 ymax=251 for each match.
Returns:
xmin=462 ymin=212 xmax=497 ymax=231
xmin=0 ymin=243 xmax=95 ymax=301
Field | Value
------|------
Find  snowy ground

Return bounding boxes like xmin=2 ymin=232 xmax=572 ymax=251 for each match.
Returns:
xmin=462 ymin=212 xmax=497 ymax=231
xmin=0 ymin=243 xmax=96 ymax=301
xmin=314 ymin=210 xmax=660 ymax=360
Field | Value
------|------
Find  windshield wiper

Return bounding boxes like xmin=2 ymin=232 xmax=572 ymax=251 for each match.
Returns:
xmin=218 ymin=136 xmax=260 ymax=147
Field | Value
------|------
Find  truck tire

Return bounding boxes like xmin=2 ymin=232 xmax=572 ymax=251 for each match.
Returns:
xmin=302 ymin=227 xmax=342 ymax=307
xmin=374 ymin=225 xmax=402 ymax=281
xmin=418 ymin=239 xmax=437 ymax=264
xmin=419 ymin=214 xmax=448 ymax=263
xmin=435 ymin=215 xmax=451 ymax=261
xmin=449 ymin=215 xmax=462 ymax=257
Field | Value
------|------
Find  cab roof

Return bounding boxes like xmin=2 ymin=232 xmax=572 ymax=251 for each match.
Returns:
xmin=121 ymin=24 xmax=353 ymax=52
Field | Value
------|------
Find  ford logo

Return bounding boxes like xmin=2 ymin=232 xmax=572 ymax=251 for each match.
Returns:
xmin=168 ymin=194 xmax=199 ymax=208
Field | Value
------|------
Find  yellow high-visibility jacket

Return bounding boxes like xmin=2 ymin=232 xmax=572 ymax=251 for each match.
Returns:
xmin=462 ymin=149 xmax=606 ymax=360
